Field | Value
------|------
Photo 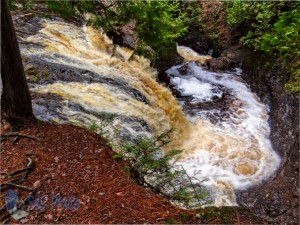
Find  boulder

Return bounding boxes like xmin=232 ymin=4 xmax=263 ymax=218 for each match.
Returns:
xmin=204 ymin=57 xmax=236 ymax=72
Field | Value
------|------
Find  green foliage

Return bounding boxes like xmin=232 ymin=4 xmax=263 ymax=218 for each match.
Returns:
xmin=87 ymin=113 xmax=115 ymax=138
xmin=121 ymin=129 xmax=182 ymax=185
xmin=226 ymin=1 xmax=300 ymax=92
xmin=116 ymin=129 xmax=210 ymax=207
xmin=9 ymin=0 xmax=35 ymax=10
xmin=88 ymin=122 xmax=98 ymax=132
xmin=226 ymin=1 xmax=286 ymax=51
xmin=123 ymin=1 xmax=189 ymax=51
xmin=284 ymin=68 xmax=300 ymax=93
xmin=25 ymin=66 xmax=40 ymax=82
xmin=44 ymin=0 xmax=189 ymax=59
xmin=261 ymin=5 xmax=300 ymax=92
xmin=261 ymin=6 xmax=300 ymax=56
xmin=41 ymin=70 xmax=49 ymax=78
xmin=178 ymin=213 xmax=193 ymax=222
xmin=45 ymin=0 xmax=77 ymax=20
xmin=181 ymin=2 xmax=201 ymax=26
xmin=165 ymin=214 xmax=193 ymax=224
xmin=165 ymin=217 xmax=177 ymax=224
xmin=199 ymin=207 xmax=236 ymax=224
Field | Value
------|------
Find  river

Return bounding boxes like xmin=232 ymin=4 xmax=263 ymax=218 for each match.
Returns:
xmin=14 ymin=16 xmax=281 ymax=207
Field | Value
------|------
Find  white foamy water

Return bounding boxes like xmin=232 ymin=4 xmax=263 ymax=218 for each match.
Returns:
xmin=17 ymin=18 xmax=281 ymax=207
xmin=170 ymin=76 xmax=222 ymax=102
xmin=167 ymin=61 xmax=281 ymax=205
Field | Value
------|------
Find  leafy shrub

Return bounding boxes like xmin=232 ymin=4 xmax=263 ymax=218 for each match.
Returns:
xmin=226 ymin=1 xmax=300 ymax=92
xmin=261 ymin=5 xmax=300 ymax=92
xmin=124 ymin=1 xmax=189 ymax=51
xmin=179 ymin=1 xmax=201 ymax=28
xmin=114 ymin=129 xmax=211 ymax=207
xmin=226 ymin=1 xmax=286 ymax=50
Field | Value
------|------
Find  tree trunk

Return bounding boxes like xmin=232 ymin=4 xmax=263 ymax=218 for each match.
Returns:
xmin=1 ymin=0 xmax=36 ymax=127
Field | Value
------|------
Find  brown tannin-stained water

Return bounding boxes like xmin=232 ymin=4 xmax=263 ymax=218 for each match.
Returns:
xmin=17 ymin=19 xmax=280 ymax=207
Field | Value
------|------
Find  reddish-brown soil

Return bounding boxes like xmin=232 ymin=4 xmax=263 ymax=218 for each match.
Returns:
xmin=0 ymin=123 xmax=263 ymax=224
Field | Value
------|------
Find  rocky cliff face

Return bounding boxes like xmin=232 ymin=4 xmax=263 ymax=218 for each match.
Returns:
xmin=237 ymin=50 xmax=299 ymax=224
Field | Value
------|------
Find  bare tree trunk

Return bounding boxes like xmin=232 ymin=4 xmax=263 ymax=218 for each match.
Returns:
xmin=1 ymin=0 xmax=36 ymax=127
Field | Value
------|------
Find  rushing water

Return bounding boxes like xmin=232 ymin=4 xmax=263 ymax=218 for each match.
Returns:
xmin=166 ymin=50 xmax=280 ymax=205
xmin=15 ymin=17 xmax=280 ymax=207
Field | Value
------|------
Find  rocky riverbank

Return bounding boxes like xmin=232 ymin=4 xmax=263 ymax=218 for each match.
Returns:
xmin=237 ymin=51 xmax=299 ymax=224
xmin=167 ymin=1 xmax=299 ymax=223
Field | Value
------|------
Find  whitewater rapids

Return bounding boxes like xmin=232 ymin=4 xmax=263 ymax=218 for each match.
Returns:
xmin=15 ymin=18 xmax=280 ymax=207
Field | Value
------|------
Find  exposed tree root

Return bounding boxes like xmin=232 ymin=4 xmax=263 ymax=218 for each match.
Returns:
xmin=1 ymin=132 xmax=40 ymax=142
xmin=0 ymin=157 xmax=34 ymax=192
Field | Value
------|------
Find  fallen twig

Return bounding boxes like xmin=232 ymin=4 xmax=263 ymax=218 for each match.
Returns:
xmin=0 ymin=172 xmax=9 ymax=176
xmin=1 ymin=132 xmax=40 ymax=141
xmin=0 ymin=205 xmax=6 ymax=215
xmin=5 ymin=167 xmax=33 ymax=178
xmin=12 ymin=136 xmax=19 ymax=144
xmin=0 ymin=212 xmax=10 ymax=224
xmin=0 ymin=157 xmax=34 ymax=192
xmin=1 ymin=217 xmax=10 ymax=224
xmin=1 ymin=183 xmax=33 ymax=191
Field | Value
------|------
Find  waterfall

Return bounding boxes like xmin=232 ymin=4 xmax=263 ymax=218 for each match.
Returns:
xmin=17 ymin=17 xmax=280 ymax=207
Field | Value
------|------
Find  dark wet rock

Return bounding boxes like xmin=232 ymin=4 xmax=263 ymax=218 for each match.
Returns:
xmin=12 ymin=10 xmax=78 ymax=40
xmin=155 ymin=48 xmax=184 ymax=85
xmin=32 ymin=93 xmax=68 ymax=123
xmin=236 ymin=50 xmax=299 ymax=224
xmin=177 ymin=63 xmax=191 ymax=76
xmin=119 ymin=21 xmax=139 ymax=49
xmin=220 ymin=47 xmax=242 ymax=65
xmin=12 ymin=13 xmax=44 ymax=38
xmin=183 ymin=86 xmax=228 ymax=111
xmin=204 ymin=57 xmax=236 ymax=72
xmin=31 ymin=92 xmax=64 ymax=101
xmin=117 ymin=117 xmax=151 ymax=143
xmin=106 ymin=28 xmax=138 ymax=50
xmin=177 ymin=32 xmax=214 ymax=56
xmin=121 ymin=117 xmax=149 ymax=133
xmin=168 ymin=77 xmax=237 ymax=125
xmin=106 ymin=30 xmax=124 ymax=47
xmin=183 ymin=89 xmax=238 ymax=125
